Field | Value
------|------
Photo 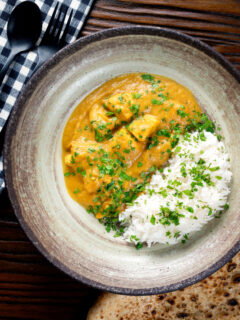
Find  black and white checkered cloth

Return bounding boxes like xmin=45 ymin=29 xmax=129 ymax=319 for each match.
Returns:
xmin=0 ymin=0 xmax=94 ymax=193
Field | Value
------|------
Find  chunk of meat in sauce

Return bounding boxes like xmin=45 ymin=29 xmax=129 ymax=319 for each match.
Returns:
xmin=64 ymin=137 xmax=100 ymax=167
xmin=104 ymin=93 xmax=135 ymax=121
xmin=108 ymin=127 xmax=145 ymax=166
xmin=126 ymin=138 xmax=171 ymax=178
xmin=83 ymin=167 xmax=112 ymax=194
xmin=89 ymin=103 xmax=119 ymax=131
xmin=127 ymin=114 xmax=160 ymax=142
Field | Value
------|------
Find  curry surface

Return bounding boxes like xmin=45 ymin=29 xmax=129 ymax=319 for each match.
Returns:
xmin=62 ymin=73 xmax=202 ymax=218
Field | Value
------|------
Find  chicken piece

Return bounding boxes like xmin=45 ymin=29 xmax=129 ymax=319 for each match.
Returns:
xmin=65 ymin=154 xmax=76 ymax=167
xmin=104 ymin=93 xmax=135 ymax=122
xmin=83 ymin=167 xmax=101 ymax=193
xmin=126 ymin=138 xmax=171 ymax=178
xmin=83 ymin=167 xmax=112 ymax=194
xmin=64 ymin=137 xmax=100 ymax=167
xmin=127 ymin=114 xmax=160 ymax=142
xmin=108 ymin=127 xmax=145 ymax=166
xmin=142 ymin=138 xmax=171 ymax=168
xmin=150 ymin=100 xmax=201 ymax=133
xmin=89 ymin=104 xmax=119 ymax=131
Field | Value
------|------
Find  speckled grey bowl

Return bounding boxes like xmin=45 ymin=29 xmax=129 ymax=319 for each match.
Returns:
xmin=4 ymin=27 xmax=240 ymax=295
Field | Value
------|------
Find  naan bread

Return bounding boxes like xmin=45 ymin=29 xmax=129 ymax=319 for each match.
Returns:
xmin=87 ymin=253 xmax=240 ymax=320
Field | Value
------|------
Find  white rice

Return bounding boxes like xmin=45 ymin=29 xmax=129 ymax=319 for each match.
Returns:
xmin=119 ymin=131 xmax=232 ymax=247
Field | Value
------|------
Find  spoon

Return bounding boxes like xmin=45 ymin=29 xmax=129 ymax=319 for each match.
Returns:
xmin=0 ymin=1 xmax=42 ymax=84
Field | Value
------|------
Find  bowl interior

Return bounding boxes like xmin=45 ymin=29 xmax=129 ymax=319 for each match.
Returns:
xmin=4 ymin=28 xmax=240 ymax=294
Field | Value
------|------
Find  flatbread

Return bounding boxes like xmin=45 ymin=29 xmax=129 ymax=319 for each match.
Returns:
xmin=87 ymin=253 xmax=240 ymax=320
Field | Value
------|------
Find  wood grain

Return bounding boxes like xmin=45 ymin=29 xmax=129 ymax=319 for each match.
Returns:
xmin=120 ymin=0 xmax=240 ymax=15
xmin=0 ymin=192 xmax=99 ymax=320
xmin=1 ymin=0 xmax=240 ymax=319
xmin=81 ymin=0 xmax=240 ymax=71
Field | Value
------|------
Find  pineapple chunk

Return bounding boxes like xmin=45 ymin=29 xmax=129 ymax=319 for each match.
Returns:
xmin=127 ymin=114 xmax=160 ymax=142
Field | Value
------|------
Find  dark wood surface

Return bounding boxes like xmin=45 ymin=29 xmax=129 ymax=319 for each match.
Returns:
xmin=1 ymin=0 xmax=240 ymax=319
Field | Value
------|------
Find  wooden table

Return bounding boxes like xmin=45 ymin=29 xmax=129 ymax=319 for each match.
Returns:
xmin=1 ymin=1 xmax=240 ymax=319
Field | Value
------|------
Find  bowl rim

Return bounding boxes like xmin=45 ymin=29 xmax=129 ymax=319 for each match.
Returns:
xmin=3 ymin=26 xmax=240 ymax=295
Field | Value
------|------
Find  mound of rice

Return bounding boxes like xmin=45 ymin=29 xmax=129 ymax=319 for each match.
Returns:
xmin=119 ymin=131 xmax=232 ymax=247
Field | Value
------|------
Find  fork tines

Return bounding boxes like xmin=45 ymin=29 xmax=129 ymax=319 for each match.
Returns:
xmin=43 ymin=2 xmax=73 ymax=47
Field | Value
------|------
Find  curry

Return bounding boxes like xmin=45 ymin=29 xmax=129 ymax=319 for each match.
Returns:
xmin=62 ymin=73 xmax=202 ymax=227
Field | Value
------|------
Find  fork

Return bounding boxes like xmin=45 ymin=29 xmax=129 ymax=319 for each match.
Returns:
xmin=34 ymin=3 xmax=73 ymax=71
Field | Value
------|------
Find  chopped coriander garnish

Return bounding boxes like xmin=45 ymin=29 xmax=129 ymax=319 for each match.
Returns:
xmin=80 ymin=170 xmax=86 ymax=177
xmin=132 ymin=93 xmax=142 ymax=99
xmin=106 ymin=111 xmax=115 ymax=116
xmin=224 ymin=203 xmax=229 ymax=210
xmin=157 ymin=129 xmax=170 ymax=137
xmin=64 ymin=172 xmax=72 ymax=177
xmin=70 ymin=155 xmax=75 ymax=164
xmin=137 ymin=161 xmax=143 ymax=167
xmin=141 ymin=74 xmax=154 ymax=82
xmin=116 ymin=108 xmax=122 ymax=114
xmin=150 ymin=215 xmax=156 ymax=225
xmin=160 ymin=189 xmax=168 ymax=198
xmin=130 ymin=104 xmax=140 ymax=116
xmin=135 ymin=242 xmax=143 ymax=250
xmin=73 ymin=187 xmax=81 ymax=194
xmin=118 ymin=96 xmax=124 ymax=103
xmin=174 ymin=231 xmax=181 ymax=238
xmin=199 ymin=132 xmax=206 ymax=141
xmin=177 ymin=109 xmax=186 ymax=118
xmin=152 ymin=98 xmax=164 ymax=105
xmin=148 ymin=136 xmax=159 ymax=149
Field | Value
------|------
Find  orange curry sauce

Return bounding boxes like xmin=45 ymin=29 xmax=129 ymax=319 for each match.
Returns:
xmin=62 ymin=73 xmax=202 ymax=219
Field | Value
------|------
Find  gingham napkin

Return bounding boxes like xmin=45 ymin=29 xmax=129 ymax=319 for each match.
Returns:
xmin=0 ymin=0 xmax=94 ymax=193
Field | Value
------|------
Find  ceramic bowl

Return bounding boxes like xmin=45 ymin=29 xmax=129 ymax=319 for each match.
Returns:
xmin=4 ymin=27 xmax=240 ymax=295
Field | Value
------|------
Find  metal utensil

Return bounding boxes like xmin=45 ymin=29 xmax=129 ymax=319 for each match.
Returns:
xmin=0 ymin=1 xmax=42 ymax=84
xmin=34 ymin=3 xmax=73 ymax=71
